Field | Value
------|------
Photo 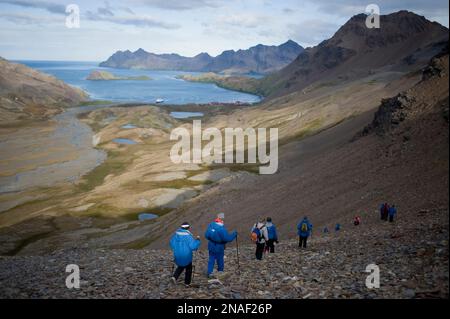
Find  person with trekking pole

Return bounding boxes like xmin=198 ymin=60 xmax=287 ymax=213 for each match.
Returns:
xmin=205 ymin=213 xmax=237 ymax=278
xmin=169 ymin=222 xmax=200 ymax=287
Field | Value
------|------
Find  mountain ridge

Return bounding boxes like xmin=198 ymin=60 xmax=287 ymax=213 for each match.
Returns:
xmin=258 ymin=10 xmax=449 ymax=98
xmin=99 ymin=40 xmax=304 ymax=74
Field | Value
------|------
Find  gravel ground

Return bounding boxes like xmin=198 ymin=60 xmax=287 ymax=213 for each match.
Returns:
xmin=0 ymin=205 xmax=447 ymax=299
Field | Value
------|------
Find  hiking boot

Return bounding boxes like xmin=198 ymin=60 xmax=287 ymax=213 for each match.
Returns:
xmin=216 ymin=271 xmax=228 ymax=280
xmin=170 ymin=277 xmax=177 ymax=285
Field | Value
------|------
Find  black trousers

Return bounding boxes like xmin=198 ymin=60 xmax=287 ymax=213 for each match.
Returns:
xmin=266 ymin=239 xmax=275 ymax=253
xmin=173 ymin=263 xmax=193 ymax=285
xmin=389 ymin=215 xmax=394 ymax=222
xmin=299 ymin=236 xmax=308 ymax=248
xmin=255 ymin=243 xmax=265 ymax=260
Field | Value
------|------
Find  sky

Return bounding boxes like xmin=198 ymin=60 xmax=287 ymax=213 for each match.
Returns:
xmin=0 ymin=0 xmax=448 ymax=61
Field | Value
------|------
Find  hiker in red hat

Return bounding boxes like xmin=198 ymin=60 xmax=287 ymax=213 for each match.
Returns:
xmin=204 ymin=213 xmax=237 ymax=277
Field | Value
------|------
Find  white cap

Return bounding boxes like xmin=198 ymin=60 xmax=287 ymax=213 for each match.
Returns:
xmin=217 ymin=213 xmax=225 ymax=219
xmin=181 ymin=222 xmax=190 ymax=229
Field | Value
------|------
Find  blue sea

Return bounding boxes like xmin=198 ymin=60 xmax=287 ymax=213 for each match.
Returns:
xmin=17 ymin=61 xmax=261 ymax=105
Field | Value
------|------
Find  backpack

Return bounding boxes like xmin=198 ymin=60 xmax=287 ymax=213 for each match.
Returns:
xmin=251 ymin=227 xmax=261 ymax=243
xmin=301 ymin=222 xmax=308 ymax=233
xmin=205 ymin=224 xmax=222 ymax=244
xmin=267 ymin=225 xmax=276 ymax=240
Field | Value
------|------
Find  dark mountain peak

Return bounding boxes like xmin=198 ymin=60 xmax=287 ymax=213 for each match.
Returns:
xmin=134 ymin=48 xmax=147 ymax=54
xmin=327 ymin=10 xmax=448 ymax=51
xmin=280 ymin=39 xmax=301 ymax=48
xmin=194 ymin=52 xmax=212 ymax=58
xmin=133 ymin=48 xmax=150 ymax=58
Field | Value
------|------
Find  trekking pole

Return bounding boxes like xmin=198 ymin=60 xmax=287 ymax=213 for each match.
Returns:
xmin=192 ymin=250 xmax=196 ymax=283
xmin=235 ymin=234 xmax=240 ymax=274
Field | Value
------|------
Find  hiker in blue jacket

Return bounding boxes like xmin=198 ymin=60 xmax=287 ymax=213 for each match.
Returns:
xmin=205 ymin=213 xmax=237 ymax=277
xmin=335 ymin=223 xmax=341 ymax=232
xmin=170 ymin=222 xmax=200 ymax=286
xmin=388 ymin=205 xmax=397 ymax=222
xmin=265 ymin=217 xmax=278 ymax=253
xmin=297 ymin=216 xmax=312 ymax=248
xmin=380 ymin=203 xmax=389 ymax=221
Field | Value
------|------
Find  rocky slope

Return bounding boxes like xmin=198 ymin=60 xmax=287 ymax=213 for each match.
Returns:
xmin=0 ymin=58 xmax=88 ymax=124
xmin=145 ymin=48 xmax=449 ymax=253
xmin=0 ymin=206 xmax=447 ymax=299
xmin=99 ymin=40 xmax=303 ymax=74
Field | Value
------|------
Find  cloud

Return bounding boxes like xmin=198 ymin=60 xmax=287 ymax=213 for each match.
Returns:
xmin=287 ymin=19 xmax=341 ymax=47
xmin=82 ymin=1 xmax=179 ymax=29
xmin=216 ymin=13 xmax=271 ymax=29
xmin=120 ymin=7 xmax=136 ymax=15
xmin=132 ymin=0 xmax=225 ymax=10
xmin=308 ymin=0 xmax=449 ymax=23
xmin=97 ymin=7 xmax=114 ymax=17
xmin=0 ymin=0 xmax=65 ymax=14
xmin=85 ymin=11 xmax=180 ymax=29
xmin=0 ymin=12 xmax=60 ymax=25
xmin=283 ymin=8 xmax=294 ymax=14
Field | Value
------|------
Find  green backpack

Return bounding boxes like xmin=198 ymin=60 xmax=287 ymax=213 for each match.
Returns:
xmin=301 ymin=222 xmax=308 ymax=232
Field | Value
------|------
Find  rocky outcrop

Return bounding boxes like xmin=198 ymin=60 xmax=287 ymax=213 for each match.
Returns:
xmin=360 ymin=48 xmax=449 ymax=137
xmin=360 ymin=93 xmax=415 ymax=136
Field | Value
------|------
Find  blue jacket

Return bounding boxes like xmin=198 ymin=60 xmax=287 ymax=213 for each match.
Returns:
xmin=266 ymin=222 xmax=278 ymax=241
xmin=170 ymin=228 xmax=200 ymax=267
xmin=205 ymin=222 xmax=237 ymax=254
xmin=297 ymin=218 xmax=312 ymax=237
xmin=388 ymin=207 xmax=397 ymax=216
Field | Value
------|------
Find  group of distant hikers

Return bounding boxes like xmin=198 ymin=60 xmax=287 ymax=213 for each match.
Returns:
xmin=169 ymin=204 xmax=398 ymax=286
xmin=349 ymin=203 xmax=397 ymax=227
xmin=169 ymin=213 xmax=313 ymax=286
xmin=350 ymin=203 xmax=397 ymax=227
xmin=379 ymin=202 xmax=397 ymax=222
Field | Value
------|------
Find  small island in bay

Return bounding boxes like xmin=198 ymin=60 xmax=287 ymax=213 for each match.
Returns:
xmin=87 ymin=70 xmax=151 ymax=81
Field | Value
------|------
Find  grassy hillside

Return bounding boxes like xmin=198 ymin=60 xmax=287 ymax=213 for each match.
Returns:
xmin=176 ymin=73 xmax=265 ymax=97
